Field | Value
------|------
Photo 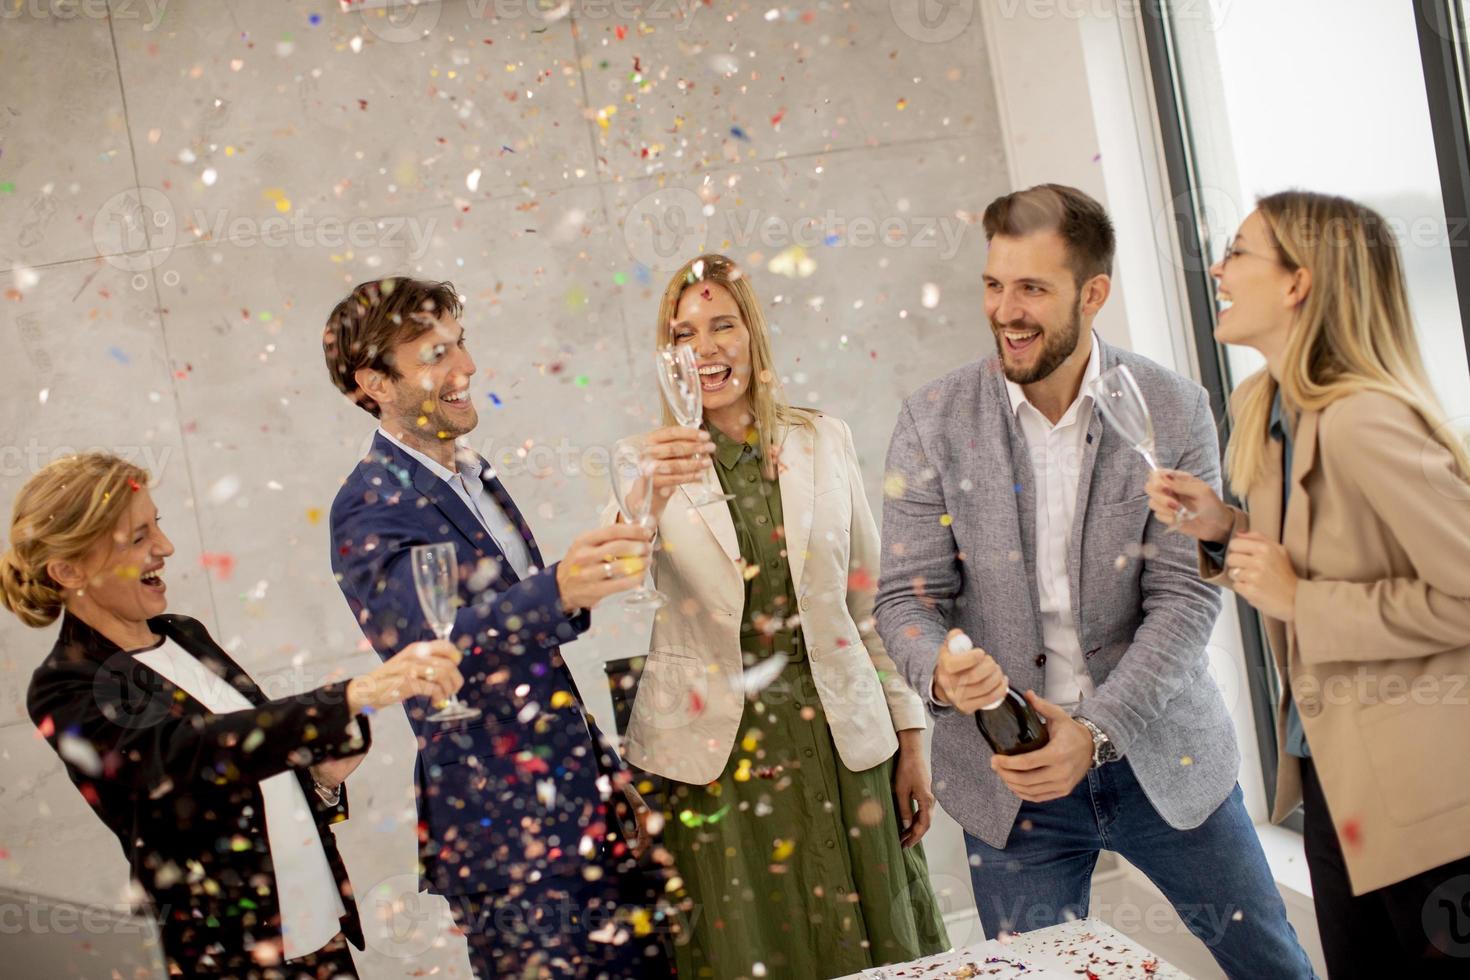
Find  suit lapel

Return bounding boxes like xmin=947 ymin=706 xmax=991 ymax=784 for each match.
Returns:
xmin=373 ymin=433 xmax=519 ymax=585
xmin=688 ymin=468 xmax=741 ymax=564
xmin=1245 ymin=410 xmax=1291 ymax=677
xmin=777 ymin=421 xmax=815 ymax=592
xmin=1282 ymin=409 xmax=1318 ymax=576
xmin=989 ymin=367 xmax=1046 ymax=651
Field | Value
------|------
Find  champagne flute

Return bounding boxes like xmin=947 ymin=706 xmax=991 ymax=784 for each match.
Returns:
xmin=1088 ymin=363 xmax=1196 ymax=524
xmin=412 ymin=542 xmax=481 ymax=722
xmin=609 ymin=439 xmax=668 ymax=610
xmin=655 ymin=343 xmax=733 ymax=507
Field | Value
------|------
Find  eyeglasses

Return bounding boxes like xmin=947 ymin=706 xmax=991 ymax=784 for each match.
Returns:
xmin=1219 ymin=235 xmax=1282 ymax=269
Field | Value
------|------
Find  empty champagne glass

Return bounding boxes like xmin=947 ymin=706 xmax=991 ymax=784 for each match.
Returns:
xmin=609 ymin=439 xmax=668 ymax=609
xmin=655 ymin=343 xmax=733 ymax=507
xmin=412 ymin=542 xmax=481 ymax=722
xmin=1088 ymin=363 xmax=1196 ymax=523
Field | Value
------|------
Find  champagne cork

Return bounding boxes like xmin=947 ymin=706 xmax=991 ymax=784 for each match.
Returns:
xmin=947 ymin=632 xmax=1004 ymax=711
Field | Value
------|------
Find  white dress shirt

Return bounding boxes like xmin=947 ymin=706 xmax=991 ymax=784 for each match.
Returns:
xmin=1004 ymin=336 xmax=1101 ymax=711
xmin=133 ymin=640 xmax=345 ymax=960
xmin=378 ymin=427 xmax=533 ymax=579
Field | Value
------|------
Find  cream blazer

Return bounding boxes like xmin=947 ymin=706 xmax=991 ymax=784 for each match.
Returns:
xmin=603 ymin=411 xmax=928 ymax=785
xmin=1200 ymin=378 xmax=1470 ymax=894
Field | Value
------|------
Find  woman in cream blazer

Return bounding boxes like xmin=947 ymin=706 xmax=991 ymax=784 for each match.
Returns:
xmin=606 ymin=253 xmax=948 ymax=979
xmin=1148 ymin=192 xmax=1470 ymax=978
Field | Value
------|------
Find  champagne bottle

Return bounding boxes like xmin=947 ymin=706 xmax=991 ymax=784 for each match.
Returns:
xmin=948 ymin=633 xmax=1050 ymax=756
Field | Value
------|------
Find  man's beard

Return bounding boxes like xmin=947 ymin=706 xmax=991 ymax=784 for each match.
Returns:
xmin=389 ymin=387 xmax=475 ymax=445
xmin=992 ymin=297 xmax=1083 ymax=385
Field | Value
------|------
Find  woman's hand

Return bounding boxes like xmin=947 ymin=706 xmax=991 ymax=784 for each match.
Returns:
xmin=892 ymin=729 xmax=935 ymax=848
xmin=1144 ymin=468 xmax=1234 ymax=542
xmin=626 ymin=426 xmax=716 ymax=523
xmin=1223 ymin=531 xmax=1299 ymax=621
xmin=346 ymin=639 xmax=464 ymax=715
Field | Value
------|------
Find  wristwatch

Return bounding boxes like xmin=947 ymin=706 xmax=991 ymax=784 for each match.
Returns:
xmin=1075 ymin=716 xmax=1119 ymax=769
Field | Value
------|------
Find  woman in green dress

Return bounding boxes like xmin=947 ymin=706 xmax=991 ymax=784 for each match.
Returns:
xmin=611 ymin=254 xmax=950 ymax=978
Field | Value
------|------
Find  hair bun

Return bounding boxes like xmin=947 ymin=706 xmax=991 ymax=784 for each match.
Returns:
xmin=0 ymin=548 xmax=63 ymax=629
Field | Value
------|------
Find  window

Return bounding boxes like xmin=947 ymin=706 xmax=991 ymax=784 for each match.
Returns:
xmin=1143 ymin=0 xmax=1470 ymax=816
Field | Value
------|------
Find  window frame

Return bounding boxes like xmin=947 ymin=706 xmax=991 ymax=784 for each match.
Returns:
xmin=1138 ymin=0 xmax=1470 ymax=827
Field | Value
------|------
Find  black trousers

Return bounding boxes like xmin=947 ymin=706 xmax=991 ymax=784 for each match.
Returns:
xmin=164 ymin=929 xmax=358 ymax=979
xmin=1300 ymin=757 xmax=1470 ymax=978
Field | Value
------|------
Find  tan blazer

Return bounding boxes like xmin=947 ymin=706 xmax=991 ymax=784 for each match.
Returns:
xmin=1200 ymin=375 xmax=1470 ymax=894
xmin=605 ymin=411 xmax=928 ymax=785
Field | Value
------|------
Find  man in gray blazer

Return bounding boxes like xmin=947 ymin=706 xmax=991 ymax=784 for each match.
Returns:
xmin=876 ymin=185 xmax=1314 ymax=978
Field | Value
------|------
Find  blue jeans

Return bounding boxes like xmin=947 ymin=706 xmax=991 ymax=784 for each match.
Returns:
xmin=964 ymin=760 xmax=1316 ymax=980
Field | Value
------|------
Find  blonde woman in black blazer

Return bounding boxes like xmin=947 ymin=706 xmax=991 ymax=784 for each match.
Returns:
xmin=4 ymin=453 xmax=463 ymax=978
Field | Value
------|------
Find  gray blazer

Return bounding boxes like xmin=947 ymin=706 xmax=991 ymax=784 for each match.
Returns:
xmin=874 ymin=339 xmax=1236 ymax=848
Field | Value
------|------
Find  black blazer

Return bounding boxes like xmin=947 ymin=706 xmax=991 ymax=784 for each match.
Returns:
xmin=27 ymin=612 xmax=373 ymax=974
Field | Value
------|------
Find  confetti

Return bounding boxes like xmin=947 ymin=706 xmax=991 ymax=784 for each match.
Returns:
xmin=199 ymin=552 xmax=236 ymax=580
xmin=742 ymin=652 xmax=788 ymax=696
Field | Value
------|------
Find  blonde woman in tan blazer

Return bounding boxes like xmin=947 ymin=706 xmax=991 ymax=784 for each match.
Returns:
xmin=606 ymin=254 xmax=948 ymax=979
xmin=1146 ymin=191 xmax=1470 ymax=978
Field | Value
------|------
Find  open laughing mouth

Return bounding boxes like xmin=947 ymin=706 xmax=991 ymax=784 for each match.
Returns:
xmin=1001 ymin=327 xmax=1041 ymax=355
xmin=441 ymin=387 xmax=471 ymax=411
xmin=139 ymin=564 xmax=165 ymax=593
xmin=698 ymin=363 xmax=732 ymax=392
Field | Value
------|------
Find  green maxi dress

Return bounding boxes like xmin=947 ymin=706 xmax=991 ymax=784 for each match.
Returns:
xmin=659 ymin=424 xmax=950 ymax=979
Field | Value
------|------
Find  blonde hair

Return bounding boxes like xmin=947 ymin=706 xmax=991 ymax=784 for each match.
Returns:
xmin=654 ymin=254 xmax=812 ymax=473
xmin=1225 ymin=191 xmax=1470 ymax=497
xmin=1 ymin=453 xmax=150 ymax=629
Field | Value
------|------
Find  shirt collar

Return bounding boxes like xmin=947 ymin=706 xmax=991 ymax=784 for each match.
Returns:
xmin=1004 ymin=331 xmax=1103 ymax=425
xmin=378 ymin=426 xmax=482 ymax=485
xmin=1269 ymin=389 xmax=1290 ymax=444
xmin=709 ymin=424 xmax=759 ymax=471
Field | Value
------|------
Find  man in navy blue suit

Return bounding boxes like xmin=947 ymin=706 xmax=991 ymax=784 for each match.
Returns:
xmin=322 ymin=277 xmax=683 ymax=979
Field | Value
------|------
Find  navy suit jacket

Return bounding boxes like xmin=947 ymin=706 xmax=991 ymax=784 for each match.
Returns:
xmin=330 ymin=432 xmax=623 ymax=896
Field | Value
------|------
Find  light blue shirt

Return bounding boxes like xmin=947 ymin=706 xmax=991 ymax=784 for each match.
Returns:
xmin=378 ymin=428 xmax=534 ymax=579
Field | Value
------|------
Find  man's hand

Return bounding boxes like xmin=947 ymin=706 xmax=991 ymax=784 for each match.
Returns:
xmin=557 ymin=523 xmax=655 ymax=612
xmin=990 ymin=691 xmax=1093 ymax=803
xmin=892 ymin=729 xmax=935 ymax=848
xmin=933 ymin=628 xmax=1009 ymax=713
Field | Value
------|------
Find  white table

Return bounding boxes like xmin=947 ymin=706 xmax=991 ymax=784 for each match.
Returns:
xmin=840 ymin=918 xmax=1193 ymax=979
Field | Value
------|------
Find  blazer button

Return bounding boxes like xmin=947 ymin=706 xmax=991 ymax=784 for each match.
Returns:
xmin=1035 ymin=654 xmax=1047 ymax=667
xmin=1298 ymin=696 xmax=1322 ymax=718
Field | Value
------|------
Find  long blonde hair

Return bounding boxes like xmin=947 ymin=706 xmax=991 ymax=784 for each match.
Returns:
xmin=655 ymin=254 xmax=812 ymax=471
xmin=1225 ymin=191 xmax=1470 ymax=497
xmin=0 ymin=453 xmax=150 ymax=629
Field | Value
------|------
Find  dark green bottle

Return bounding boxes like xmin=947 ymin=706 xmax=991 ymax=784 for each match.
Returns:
xmin=949 ymin=634 xmax=1050 ymax=756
